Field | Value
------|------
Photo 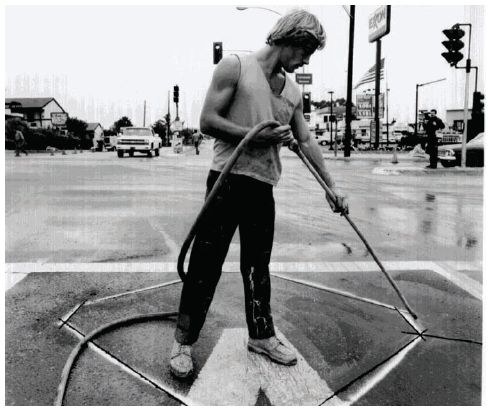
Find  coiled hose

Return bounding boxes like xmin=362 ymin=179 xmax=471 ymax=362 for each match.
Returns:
xmin=55 ymin=120 xmax=276 ymax=405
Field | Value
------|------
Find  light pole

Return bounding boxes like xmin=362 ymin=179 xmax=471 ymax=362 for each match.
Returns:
xmin=328 ymin=91 xmax=334 ymax=149
xmin=386 ymin=88 xmax=390 ymax=148
xmin=344 ymin=5 xmax=355 ymax=158
xmin=414 ymin=78 xmax=446 ymax=138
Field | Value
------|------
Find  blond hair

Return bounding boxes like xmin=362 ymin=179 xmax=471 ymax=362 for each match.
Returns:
xmin=266 ymin=9 xmax=325 ymax=53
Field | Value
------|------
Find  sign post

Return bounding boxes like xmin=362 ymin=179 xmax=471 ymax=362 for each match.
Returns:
xmin=368 ymin=5 xmax=391 ymax=149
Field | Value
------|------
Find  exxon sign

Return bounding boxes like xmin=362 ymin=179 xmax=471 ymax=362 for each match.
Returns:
xmin=368 ymin=5 xmax=391 ymax=43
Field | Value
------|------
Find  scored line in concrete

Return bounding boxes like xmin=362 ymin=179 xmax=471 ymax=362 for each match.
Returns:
xmin=6 ymin=260 xmax=481 ymax=299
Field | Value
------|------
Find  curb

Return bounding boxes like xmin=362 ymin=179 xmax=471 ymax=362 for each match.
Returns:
xmin=372 ymin=166 xmax=483 ymax=175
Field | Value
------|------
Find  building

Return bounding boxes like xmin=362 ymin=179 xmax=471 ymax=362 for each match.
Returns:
xmin=86 ymin=123 xmax=104 ymax=149
xmin=5 ymin=97 xmax=67 ymax=129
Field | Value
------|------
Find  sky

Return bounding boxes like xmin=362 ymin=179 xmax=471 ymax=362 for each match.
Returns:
xmin=4 ymin=3 xmax=484 ymax=129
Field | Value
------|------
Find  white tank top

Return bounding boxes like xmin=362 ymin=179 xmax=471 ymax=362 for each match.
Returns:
xmin=210 ymin=54 xmax=301 ymax=186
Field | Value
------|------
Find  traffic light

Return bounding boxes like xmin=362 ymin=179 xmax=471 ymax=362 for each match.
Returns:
xmin=441 ymin=25 xmax=465 ymax=66
xmin=472 ymin=91 xmax=484 ymax=116
xmin=173 ymin=85 xmax=179 ymax=104
xmin=302 ymin=92 xmax=311 ymax=114
xmin=213 ymin=42 xmax=223 ymax=64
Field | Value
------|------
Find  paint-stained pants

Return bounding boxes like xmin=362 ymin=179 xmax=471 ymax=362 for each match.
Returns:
xmin=175 ymin=170 xmax=276 ymax=345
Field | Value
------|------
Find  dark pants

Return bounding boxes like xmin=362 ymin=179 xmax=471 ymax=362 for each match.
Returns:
xmin=427 ymin=137 xmax=438 ymax=168
xmin=15 ymin=145 xmax=28 ymax=156
xmin=175 ymin=170 xmax=276 ymax=345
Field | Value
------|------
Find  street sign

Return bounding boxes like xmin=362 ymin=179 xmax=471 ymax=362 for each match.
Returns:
xmin=51 ymin=112 xmax=68 ymax=126
xmin=368 ymin=5 xmax=391 ymax=42
xmin=173 ymin=120 xmax=183 ymax=131
xmin=295 ymin=73 xmax=313 ymax=85
xmin=356 ymin=94 xmax=384 ymax=118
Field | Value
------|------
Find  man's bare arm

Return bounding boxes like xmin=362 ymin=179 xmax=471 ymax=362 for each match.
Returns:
xmin=200 ymin=56 xmax=251 ymax=143
xmin=200 ymin=55 xmax=289 ymax=146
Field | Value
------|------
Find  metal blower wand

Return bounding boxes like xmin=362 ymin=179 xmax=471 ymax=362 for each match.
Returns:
xmin=288 ymin=140 xmax=418 ymax=320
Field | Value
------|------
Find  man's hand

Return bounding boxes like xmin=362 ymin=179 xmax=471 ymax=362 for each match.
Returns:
xmin=326 ymin=192 xmax=349 ymax=215
xmin=249 ymin=122 xmax=294 ymax=147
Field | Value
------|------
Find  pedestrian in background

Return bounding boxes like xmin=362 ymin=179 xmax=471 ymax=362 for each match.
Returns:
xmin=169 ymin=8 xmax=348 ymax=379
xmin=423 ymin=109 xmax=445 ymax=169
xmin=192 ymin=130 xmax=203 ymax=155
xmin=14 ymin=128 xmax=28 ymax=157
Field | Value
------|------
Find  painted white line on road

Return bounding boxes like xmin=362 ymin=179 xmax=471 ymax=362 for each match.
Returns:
xmin=187 ymin=328 xmax=344 ymax=406
xmin=340 ymin=336 xmax=423 ymax=405
xmin=430 ymin=262 xmax=482 ymax=300
xmin=61 ymin=323 xmax=195 ymax=406
xmin=84 ymin=279 xmax=181 ymax=306
xmin=5 ymin=273 xmax=28 ymax=291
xmin=6 ymin=261 xmax=482 ymax=300
xmin=271 ymin=272 xmax=399 ymax=312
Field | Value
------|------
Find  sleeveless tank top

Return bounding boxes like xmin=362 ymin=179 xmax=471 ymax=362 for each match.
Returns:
xmin=210 ymin=54 xmax=301 ymax=186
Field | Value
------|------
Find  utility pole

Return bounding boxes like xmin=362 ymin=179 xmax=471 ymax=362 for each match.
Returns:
xmin=344 ymin=5 xmax=355 ymax=158
xmin=328 ymin=91 xmax=334 ymax=149
xmin=167 ymin=90 xmax=171 ymax=145
xmin=143 ymin=100 xmax=146 ymax=127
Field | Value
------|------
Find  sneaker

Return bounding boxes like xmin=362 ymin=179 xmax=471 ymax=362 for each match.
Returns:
xmin=170 ymin=341 xmax=194 ymax=378
xmin=248 ymin=336 xmax=297 ymax=366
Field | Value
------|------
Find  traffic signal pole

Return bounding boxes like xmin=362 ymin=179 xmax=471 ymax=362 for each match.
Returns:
xmin=458 ymin=23 xmax=472 ymax=168
xmin=441 ymin=23 xmax=472 ymax=168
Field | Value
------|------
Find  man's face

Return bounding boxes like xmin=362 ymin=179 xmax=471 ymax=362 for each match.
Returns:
xmin=280 ymin=46 xmax=314 ymax=73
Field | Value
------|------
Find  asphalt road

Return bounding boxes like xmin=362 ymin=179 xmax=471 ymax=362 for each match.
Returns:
xmin=5 ymin=143 xmax=482 ymax=405
xmin=5 ymin=142 xmax=483 ymax=267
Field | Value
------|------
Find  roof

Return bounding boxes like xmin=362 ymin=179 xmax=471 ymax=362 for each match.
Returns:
xmin=6 ymin=97 xmax=56 ymax=108
xmin=86 ymin=123 xmax=102 ymax=131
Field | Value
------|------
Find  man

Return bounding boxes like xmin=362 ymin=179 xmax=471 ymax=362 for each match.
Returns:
xmin=423 ymin=109 xmax=445 ymax=169
xmin=170 ymin=9 xmax=348 ymax=379
xmin=14 ymin=128 xmax=28 ymax=157
xmin=192 ymin=130 xmax=203 ymax=155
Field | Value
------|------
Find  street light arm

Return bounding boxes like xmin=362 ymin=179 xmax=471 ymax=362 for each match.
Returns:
xmin=417 ymin=78 xmax=446 ymax=87
xmin=236 ymin=6 xmax=282 ymax=16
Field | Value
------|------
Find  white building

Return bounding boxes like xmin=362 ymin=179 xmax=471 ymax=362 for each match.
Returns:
xmin=5 ymin=97 xmax=67 ymax=129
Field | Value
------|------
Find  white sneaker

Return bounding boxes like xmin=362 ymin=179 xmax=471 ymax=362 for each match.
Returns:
xmin=248 ymin=336 xmax=297 ymax=366
xmin=170 ymin=341 xmax=194 ymax=378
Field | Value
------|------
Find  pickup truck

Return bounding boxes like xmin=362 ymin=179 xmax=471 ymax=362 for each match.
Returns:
xmin=116 ymin=127 xmax=162 ymax=158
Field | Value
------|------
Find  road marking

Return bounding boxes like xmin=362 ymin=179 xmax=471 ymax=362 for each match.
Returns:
xmin=61 ymin=323 xmax=195 ymax=405
xmin=187 ymin=328 xmax=344 ymax=406
xmin=5 ymin=273 xmax=28 ymax=291
xmin=338 ymin=336 xmax=423 ymax=405
xmin=430 ymin=262 xmax=482 ymax=300
xmin=5 ymin=261 xmax=481 ymax=300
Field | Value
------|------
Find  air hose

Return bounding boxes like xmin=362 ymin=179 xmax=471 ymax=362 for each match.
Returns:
xmin=55 ymin=312 xmax=178 ymax=405
xmin=56 ymin=121 xmax=416 ymax=405
xmin=177 ymin=120 xmax=278 ymax=282
xmin=55 ymin=120 xmax=276 ymax=405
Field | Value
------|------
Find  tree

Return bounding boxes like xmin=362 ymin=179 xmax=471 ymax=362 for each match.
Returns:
xmin=152 ymin=119 xmax=167 ymax=139
xmin=112 ymin=116 xmax=133 ymax=133
xmin=65 ymin=117 xmax=88 ymax=138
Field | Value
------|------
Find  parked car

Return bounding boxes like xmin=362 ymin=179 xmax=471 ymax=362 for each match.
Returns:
xmin=438 ymin=132 xmax=484 ymax=167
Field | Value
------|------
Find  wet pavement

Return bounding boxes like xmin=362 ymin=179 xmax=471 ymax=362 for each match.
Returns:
xmin=4 ymin=145 xmax=483 ymax=405
xmin=5 ymin=145 xmax=483 ymax=266
xmin=5 ymin=265 xmax=481 ymax=405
